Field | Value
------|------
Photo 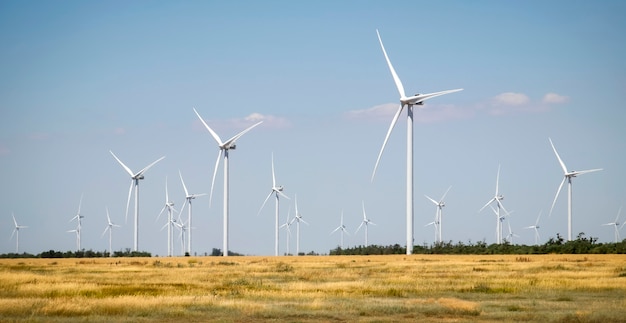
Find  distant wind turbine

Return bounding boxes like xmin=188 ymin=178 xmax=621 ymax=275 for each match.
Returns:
xmin=370 ymin=29 xmax=463 ymax=255
xmin=258 ymin=153 xmax=290 ymax=256
xmin=479 ymin=165 xmax=509 ymax=244
xmin=68 ymin=194 xmax=84 ymax=251
xmin=331 ymin=211 xmax=349 ymax=249
xmin=355 ymin=201 xmax=376 ymax=246
xmin=110 ymin=150 xmax=165 ymax=251
xmin=10 ymin=213 xmax=28 ymax=253
xmin=193 ymin=108 xmax=262 ymax=257
xmin=290 ymin=194 xmax=308 ymax=256
xmin=524 ymin=210 xmax=542 ymax=245
xmin=101 ymin=207 xmax=120 ymax=257
xmin=602 ymin=207 xmax=624 ymax=243
xmin=424 ymin=186 xmax=451 ymax=244
xmin=179 ymin=170 xmax=207 ymax=256
xmin=505 ymin=220 xmax=519 ymax=244
xmin=156 ymin=177 xmax=177 ymax=257
xmin=548 ymin=138 xmax=602 ymax=241
xmin=279 ymin=206 xmax=293 ymax=255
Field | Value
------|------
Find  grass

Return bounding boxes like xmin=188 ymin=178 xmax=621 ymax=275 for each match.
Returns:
xmin=0 ymin=254 xmax=625 ymax=322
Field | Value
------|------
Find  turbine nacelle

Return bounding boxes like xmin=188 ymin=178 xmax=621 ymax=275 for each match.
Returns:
xmin=134 ymin=174 xmax=145 ymax=180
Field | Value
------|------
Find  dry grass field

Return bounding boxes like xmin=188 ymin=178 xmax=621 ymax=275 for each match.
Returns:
xmin=1 ymin=254 xmax=625 ymax=322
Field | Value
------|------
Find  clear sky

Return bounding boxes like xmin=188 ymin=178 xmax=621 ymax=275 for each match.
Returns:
xmin=1 ymin=1 xmax=625 ymax=256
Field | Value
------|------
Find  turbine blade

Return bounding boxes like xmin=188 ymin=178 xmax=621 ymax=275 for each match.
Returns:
xmin=106 ymin=207 xmax=112 ymax=224
xmin=479 ymin=198 xmax=495 ymax=212
xmin=209 ymin=150 xmax=222 ymax=207
xmin=404 ymin=89 xmax=464 ymax=105
xmin=125 ymin=180 xmax=133 ymax=223
xmin=300 ymin=218 xmax=309 ymax=226
xmin=440 ymin=185 xmax=452 ymax=201
xmin=495 ymin=165 xmax=501 ymax=196
xmin=549 ymin=177 xmax=567 ymax=217
xmin=12 ymin=214 xmax=18 ymax=227
xmin=425 ymin=195 xmax=438 ymax=205
xmin=574 ymin=168 xmax=603 ymax=176
xmin=179 ymin=199 xmax=188 ymax=222
xmin=257 ymin=191 xmax=274 ymax=216
xmin=371 ymin=104 xmax=404 ymax=181
xmin=549 ymin=138 xmax=568 ymax=174
xmin=101 ymin=226 xmax=109 ymax=238
xmin=362 ymin=201 xmax=367 ymax=221
xmin=278 ymin=191 xmax=290 ymax=200
xmin=222 ymin=121 xmax=264 ymax=148
xmin=77 ymin=193 xmax=84 ymax=214
xmin=136 ymin=156 xmax=165 ymax=177
xmin=355 ymin=222 xmax=365 ymax=234
xmin=535 ymin=210 xmax=543 ymax=226
xmin=271 ymin=153 xmax=276 ymax=187
xmin=110 ymin=151 xmax=134 ymax=177
xmin=156 ymin=206 xmax=167 ymax=222
xmin=330 ymin=226 xmax=341 ymax=235
xmin=376 ymin=29 xmax=406 ymax=98
xmin=193 ymin=108 xmax=223 ymax=145
xmin=179 ymin=170 xmax=189 ymax=197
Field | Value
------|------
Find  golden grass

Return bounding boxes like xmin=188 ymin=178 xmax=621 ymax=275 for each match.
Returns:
xmin=0 ymin=254 xmax=625 ymax=322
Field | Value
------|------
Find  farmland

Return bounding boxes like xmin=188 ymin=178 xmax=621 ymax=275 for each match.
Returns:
xmin=1 ymin=254 xmax=625 ymax=322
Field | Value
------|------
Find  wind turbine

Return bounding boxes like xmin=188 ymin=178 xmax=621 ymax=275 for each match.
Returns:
xmin=290 ymin=194 xmax=308 ymax=256
xmin=179 ymin=170 xmax=207 ymax=256
xmin=424 ymin=186 xmax=451 ymax=244
xmin=193 ymin=108 xmax=262 ymax=257
xmin=602 ymin=207 xmax=624 ymax=243
xmin=330 ymin=211 xmax=349 ymax=249
xmin=355 ymin=201 xmax=377 ymax=246
xmin=279 ymin=207 xmax=293 ymax=255
xmin=548 ymin=138 xmax=602 ymax=241
xmin=68 ymin=194 xmax=84 ymax=251
xmin=257 ymin=153 xmax=290 ymax=256
xmin=10 ymin=213 xmax=27 ymax=253
xmin=157 ymin=177 xmax=177 ymax=257
xmin=479 ymin=165 xmax=509 ymax=244
xmin=101 ymin=207 xmax=120 ymax=257
xmin=110 ymin=150 xmax=165 ymax=251
xmin=524 ymin=210 xmax=542 ymax=245
xmin=505 ymin=220 xmax=519 ymax=244
xmin=370 ymin=29 xmax=463 ymax=255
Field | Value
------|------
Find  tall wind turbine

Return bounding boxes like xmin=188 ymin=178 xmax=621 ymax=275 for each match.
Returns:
xmin=279 ymin=207 xmax=293 ymax=255
xmin=330 ymin=211 xmax=349 ymax=249
xmin=524 ymin=211 xmax=542 ymax=245
xmin=479 ymin=165 xmax=509 ymax=244
xmin=179 ymin=170 xmax=207 ymax=256
xmin=424 ymin=186 xmax=451 ymax=244
xmin=101 ymin=207 xmax=120 ymax=257
xmin=10 ymin=213 xmax=27 ymax=253
xmin=157 ymin=177 xmax=177 ymax=257
xmin=68 ymin=194 xmax=84 ymax=251
xmin=290 ymin=194 xmax=308 ymax=256
xmin=110 ymin=151 xmax=165 ymax=251
xmin=548 ymin=138 xmax=602 ymax=241
xmin=370 ymin=29 xmax=463 ymax=255
xmin=505 ymin=220 xmax=519 ymax=244
xmin=602 ymin=207 xmax=624 ymax=243
xmin=355 ymin=201 xmax=377 ymax=246
xmin=193 ymin=108 xmax=262 ymax=257
xmin=258 ymin=153 xmax=290 ymax=256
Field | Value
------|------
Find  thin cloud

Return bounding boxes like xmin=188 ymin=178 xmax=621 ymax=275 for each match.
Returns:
xmin=542 ymin=93 xmax=569 ymax=104
xmin=488 ymin=92 xmax=568 ymax=115
xmin=344 ymin=102 xmax=473 ymax=124
xmin=492 ymin=92 xmax=530 ymax=106
xmin=193 ymin=113 xmax=291 ymax=133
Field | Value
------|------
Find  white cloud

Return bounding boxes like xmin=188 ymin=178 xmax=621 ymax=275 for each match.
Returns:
xmin=542 ymin=93 xmax=569 ymax=104
xmin=344 ymin=103 xmax=398 ymax=122
xmin=492 ymin=92 xmax=530 ymax=106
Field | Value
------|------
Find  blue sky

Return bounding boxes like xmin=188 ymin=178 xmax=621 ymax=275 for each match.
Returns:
xmin=1 ymin=1 xmax=625 ymax=256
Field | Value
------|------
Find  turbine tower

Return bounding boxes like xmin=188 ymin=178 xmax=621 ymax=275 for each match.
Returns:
xmin=548 ymin=138 xmax=602 ymax=241
xmin=179 ymin=170 xmax=207 ymax=256
xmin=110 ymin=151 xmax=165 ymax=251
xmin=479 ymin=165 xmax=509 ymax=244
xmin=355 ymin=201 xmax=377 ymax=246
xmin=193 ymin=108 xmax=262 ymax=257
xmin=157 ymin=177 xmax=177 ymax=257
xmin=331 ymin=211 xmax=349 ymax=249
xmin=370 ymin=29 xmax=462 ymax=255
xmin=10 ymin=213 xmax=27 ymax=253
xmin=602 ymin=207 xmax=624 ymax=243
xmin=290 ymin=194 xmax=308 ymax=256
xmin=524 ymin=210 xmax=542 ymax=245
xmin=424 ymin=186 xmax=451 ymax=243
xmin=258 ymin=153 xmax=290 ymax=256
xmin=68 ymin=194 xmax=84 ymax=251
xmin=101 ymin=207 xmax=120 ymax=257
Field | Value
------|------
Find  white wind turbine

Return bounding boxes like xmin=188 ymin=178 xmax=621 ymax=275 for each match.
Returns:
xmin=68 ymin=194 xmax=84 ymax=251
xmin=179 ymin=170 xmax=207 ymax=256
xmin=10 ymin=213 xmax=28 ymax=253
xmin=101 ymin=207 xmax=120 ymax=257
xmin=156 ymin=177 xmax=177 ymax=257
xmin=279 ymin=207 xmax=293 ymax=255
xmin=290 ymin=194 xmax=308 ymax=256
xmin=258 ymin=153 xmax=290 ymax=256
xmin=479 ymin=165 xmax=509 ymax=244
xmin=524 ymin=211 xmax=542 ymax=245
xmin=370 ymin=29 xmax=463 ymax=255
xmin=355 ymin=201 xmax=377 ymax=246
xmin=110 ymin=151 xmax=165 ymax=251
xmin=505 ymin=220 xmax=519 ymax=244
xmin=424 ymin=186 xmax=451 ymax=244
xmin=602 ymin=207 xmax=624 ymax=243
xmin=331 ymin=211 xmax=349 ymax=249
xmin=548 ymin=138 xmax=602 ymax=241
xmin=193 ymin=108 xmax=262 ymax=257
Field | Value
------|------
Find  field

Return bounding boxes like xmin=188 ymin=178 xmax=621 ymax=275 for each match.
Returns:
xmin=1 ymin=254 xmax=625 ymax=322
